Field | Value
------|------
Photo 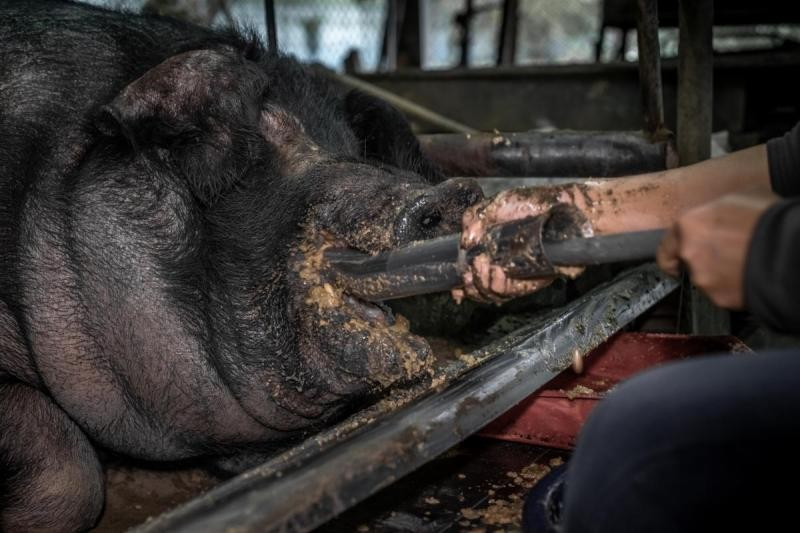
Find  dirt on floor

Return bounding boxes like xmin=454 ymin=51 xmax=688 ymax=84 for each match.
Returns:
xmin=92 ymin=438 xmax=564 ymax=532
xmin=325 ymin=439 xmax=567 ymax=533
xmin=457 ymin=456 xmax=564 ymax=530
xmin=91 ymin=462 xmax=220 ymax=532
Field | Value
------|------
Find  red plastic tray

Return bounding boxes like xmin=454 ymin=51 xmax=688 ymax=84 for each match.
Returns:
xmin=478 ymin=332 xmax=750 ymax=450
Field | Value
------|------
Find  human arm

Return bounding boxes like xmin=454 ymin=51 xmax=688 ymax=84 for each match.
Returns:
xmin=743 ymin=198 xmax=800 ymax=333
xmin=454 ymin=144 xmax=770 ymax=303
xmin=655 ymin=122 xmax=800 ymax=332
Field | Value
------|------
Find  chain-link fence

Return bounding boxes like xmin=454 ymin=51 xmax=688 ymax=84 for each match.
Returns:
xmin=423 ymin=0 xmax=599 ymax=69
xmin=269 ymin=0 xmax=386 ymax=70
xmin=78 ymin=0 xmax=800 ymax=72
xmin=79 ymin=0 xmax=605 ymax=70
xmin=81 ymin=0 xmax=388 ymax=70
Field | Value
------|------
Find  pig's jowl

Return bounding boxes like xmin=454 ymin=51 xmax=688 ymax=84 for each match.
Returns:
xmin=0 ymin=1 xmax=483 ymax=530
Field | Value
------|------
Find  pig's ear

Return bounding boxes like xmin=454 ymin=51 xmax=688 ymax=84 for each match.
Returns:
xmin=95 ymin=49 xmax=261 ymax=203
xmin=343 ymin=89 xmax=443 ymax=183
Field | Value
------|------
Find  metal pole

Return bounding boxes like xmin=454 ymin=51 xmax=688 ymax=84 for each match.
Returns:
xmin=497 ymin=0 xmax=519 ymax=66
xmin=676 ymin=0 xmax=727 ymax=334
xmin=332 ymin=71 xmax=478 ymax=134
xmin=635 ymin=0 xmax=666 ymax=138
xmin=397 ymin=0 xmax=421 ymax=68
xmin=677 ymin=0 xmax=713 ymax=165
xmin=381 ymin=0 xmax=399 ymax=71
xmin=264 ymin=0 xmax=277 ymax=51
xmin=459 ymin=0 xmax=473 ymax=67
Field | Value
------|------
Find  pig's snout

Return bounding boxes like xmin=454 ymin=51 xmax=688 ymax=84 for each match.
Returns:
xmin=393 ymin=178 xmax=483 ymax=245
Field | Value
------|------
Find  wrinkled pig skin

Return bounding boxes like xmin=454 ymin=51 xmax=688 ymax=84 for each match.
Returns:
xmin=0 ymin=1 xmax=483 ymax=530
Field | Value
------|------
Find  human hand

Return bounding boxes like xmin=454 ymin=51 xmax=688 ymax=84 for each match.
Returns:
xmin=656 ymin=190 xmax=778 ymax=309
xmin=452 ymin=186 xmax=593 ymax=304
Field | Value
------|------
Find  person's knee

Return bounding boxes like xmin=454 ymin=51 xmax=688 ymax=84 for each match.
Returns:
xmin=563 ymin=367 xmax=695 ymax=532
xmin=563 ymin=352 xmax=800 ymax=532
xmin=574 ymin=367 xmax=672 ymax=454
xmin=565 ymin=365 xmax=688 ymax=503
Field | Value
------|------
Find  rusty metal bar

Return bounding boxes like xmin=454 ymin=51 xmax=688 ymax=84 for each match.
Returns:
xmin=418 ymin=130 xmax=673 ymax=178
xmin=635 ymin=0 xmax=666 ymax=137
xmin=131 ymin=264 xmax=677 ymax=533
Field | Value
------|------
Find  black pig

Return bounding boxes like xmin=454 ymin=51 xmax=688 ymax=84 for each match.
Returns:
xmin=0 ymin=1 xmax=482 ymax=530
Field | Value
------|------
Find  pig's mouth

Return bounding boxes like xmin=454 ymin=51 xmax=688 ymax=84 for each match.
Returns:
xmin=295 ymin=230 xmax=395 ymax=322
xmin=303 ymin=277 xmax=398 ymax=327
xmin=342 ymin=291 xmax=397 ymax=325
xmin=292 ymin=231 xmax=435 ymax=389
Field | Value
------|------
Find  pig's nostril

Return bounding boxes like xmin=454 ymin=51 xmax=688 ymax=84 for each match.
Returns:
xmin=394 ymin=179 xmax=484 ymax=245
xmin=465 ymin=189 xmax=483 ymax=207
xmin=394 ymin=193 xmax=446 ymax=244
xmin=421 ymin=212 xmax=442 ymax=230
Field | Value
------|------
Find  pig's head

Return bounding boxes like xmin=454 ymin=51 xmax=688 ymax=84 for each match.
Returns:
xmin=89 ymin=47 xmax=482 ymax=432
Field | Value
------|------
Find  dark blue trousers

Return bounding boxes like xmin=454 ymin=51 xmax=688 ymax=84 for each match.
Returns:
xmin=560 ymin=350 xmax=800 ymax=532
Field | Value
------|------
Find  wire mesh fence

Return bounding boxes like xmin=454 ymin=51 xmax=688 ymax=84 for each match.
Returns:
xmin=421 ymin=0 xmax=602 ymax=69
xmin=268 ymin=0 xmax=387 ymax=70
xmin=79 ymin=0 xmax=605 ymax=71
xmin=78 ymin=0 xmax=800 ymax=72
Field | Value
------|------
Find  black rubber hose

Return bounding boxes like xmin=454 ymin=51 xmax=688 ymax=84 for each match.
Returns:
xmin=325 ymin=224 xmax=665 ymax=302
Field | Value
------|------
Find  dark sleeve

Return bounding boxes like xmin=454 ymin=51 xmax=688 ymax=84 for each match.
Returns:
xmin=744 ymin=198 xmax=800 ymax=334
xmin=767 ymin=122 xmax=800 ymax=197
